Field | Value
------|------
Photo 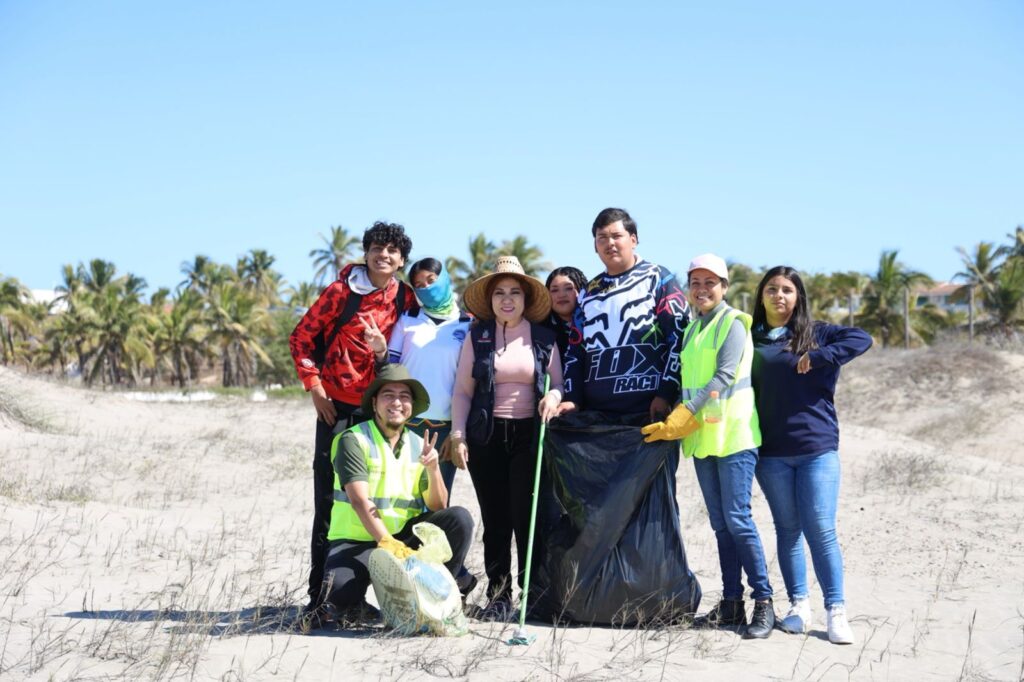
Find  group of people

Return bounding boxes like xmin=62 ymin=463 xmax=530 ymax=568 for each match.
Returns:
xmin=288 ymin=209 xmax=872 ymax=644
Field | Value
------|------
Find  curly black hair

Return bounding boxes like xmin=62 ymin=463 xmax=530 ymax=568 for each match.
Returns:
xmin=362 ymin=221 xmax=413 ymax=261
xmin=546 ymin=266 xmax=588 ymax=292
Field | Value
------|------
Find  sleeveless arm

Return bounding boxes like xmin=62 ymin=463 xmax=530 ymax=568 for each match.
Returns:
xmin=450 ymin=336 xmax=476 ymax=439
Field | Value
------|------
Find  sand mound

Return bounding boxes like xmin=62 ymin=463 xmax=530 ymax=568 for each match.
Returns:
xmin=840 ymin=345 xmax=1024 ymax=464
xmin=1 ymin=355 xmax=1022 ymax=680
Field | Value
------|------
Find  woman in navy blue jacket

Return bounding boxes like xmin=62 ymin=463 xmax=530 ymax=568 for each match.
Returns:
xmin=750 ymin=266 xmax=872 ymax=645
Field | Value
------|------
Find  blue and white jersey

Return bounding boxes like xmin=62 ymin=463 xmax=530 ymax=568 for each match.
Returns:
xmin=565 ymin=258 xmax=689 ymax=415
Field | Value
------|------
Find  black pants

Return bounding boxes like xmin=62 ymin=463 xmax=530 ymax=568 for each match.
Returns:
xmin=307 ymin=401 xmax=366 ymax=606
xmin=467 ymin=417 xmax=551 ymax=602
xmin=320 ymin=507 xmax=474 ymax=609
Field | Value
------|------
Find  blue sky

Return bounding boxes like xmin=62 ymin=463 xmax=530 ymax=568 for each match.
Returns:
xmin=2 ymin=2 xmax=1022 ymax=293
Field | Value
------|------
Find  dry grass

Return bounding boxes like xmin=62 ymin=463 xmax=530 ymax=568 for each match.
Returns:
xmin=2 ymin=349 xmax=1024 ymax=680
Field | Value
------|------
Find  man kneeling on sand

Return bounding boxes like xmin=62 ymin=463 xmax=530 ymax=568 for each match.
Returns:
xmin=303 ymin=365 xmax=476 ymax=629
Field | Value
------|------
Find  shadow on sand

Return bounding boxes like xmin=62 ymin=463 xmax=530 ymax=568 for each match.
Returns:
xmin=62 ymin=606 xmax=384 ymax=639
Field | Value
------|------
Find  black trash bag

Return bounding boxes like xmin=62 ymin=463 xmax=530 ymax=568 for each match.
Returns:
xmin=530 ymin=410 xmax=702 ymax=626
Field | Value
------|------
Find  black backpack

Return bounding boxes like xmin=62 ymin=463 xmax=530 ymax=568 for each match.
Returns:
xmin=310 ymin=283 xmax=415 ymax=370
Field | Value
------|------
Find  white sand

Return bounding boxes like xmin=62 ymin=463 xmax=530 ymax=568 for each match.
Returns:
xmin=1 ymin=346 xmax=1022 ymax=680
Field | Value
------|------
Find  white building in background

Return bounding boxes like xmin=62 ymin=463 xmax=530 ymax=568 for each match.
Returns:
xmin=914 ymin=282 xmax=969 ymax=314
xmin=29 ymin=289 xmax=66 ymax=312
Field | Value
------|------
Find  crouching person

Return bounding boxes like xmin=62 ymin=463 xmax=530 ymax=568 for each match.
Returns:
xmin=304 ymin=365 xmax=475 ymax=629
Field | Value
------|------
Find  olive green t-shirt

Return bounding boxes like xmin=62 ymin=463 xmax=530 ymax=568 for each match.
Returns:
xmin=333 ymin=427 xmax=429 ymax=490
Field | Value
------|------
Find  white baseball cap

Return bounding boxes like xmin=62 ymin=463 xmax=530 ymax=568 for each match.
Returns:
xmin=686 ymin=253 xmax=729 ymax=280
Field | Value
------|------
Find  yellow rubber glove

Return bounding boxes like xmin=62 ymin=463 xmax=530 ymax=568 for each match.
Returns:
xmin=377 ymin=535 xmax=415 ymax=560
xmin=640 ymin=404 xmax=700 ymax=442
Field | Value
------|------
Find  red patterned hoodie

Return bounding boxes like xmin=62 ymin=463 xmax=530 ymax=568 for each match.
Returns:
xmin=289 ymin=264 xmax=416 ymax=406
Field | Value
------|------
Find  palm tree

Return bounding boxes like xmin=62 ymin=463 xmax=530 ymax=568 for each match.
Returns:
xmin=954 ymin=241 xmax=1002 ymax=339
xmin=803 ymin=272 xmax=838 ymax=321
xmin=81 ymin=259 xmax=118 ymax=295
xmin=285 ymin=281 xmax=319 ymax=310
xmin=722 ymin=262 xmax=761 ymax=314
xmin=152 ymin=289 xmax=208 ymax=387
xmin=179 ymin=255 xmax=232 ymax=295
xmin=995 ymin=226 xmax=1024 ymax=262
xmin=80 ymin=273 xmax=151 ymax=386
xmin=447 ymin=233 xmax=497 ymax=295
xmin=984 ymin=259 xmax=1024 ymax=338
xmin=830 ymin=271 xmax=869 ymax=326
xmin=204 ymin=283 xmax=273 ymax=387
xmin=238 ymin=248 xmax=282 ymax=304
xmin=858 ymin=250 xmax=932 ymax=348
xmin=310 ymin=226 xmax=360 ymax=286
xmin=0 ymin=275 xmax=33 ymax=366
xmin=497 ymin=236 xmax=551 ymax=277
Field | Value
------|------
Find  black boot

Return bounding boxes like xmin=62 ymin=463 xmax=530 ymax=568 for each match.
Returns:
xmin=743 ymin=599 xmax=776 ymax=639
xmin=696 ymin=598 xmax=746 ymax=629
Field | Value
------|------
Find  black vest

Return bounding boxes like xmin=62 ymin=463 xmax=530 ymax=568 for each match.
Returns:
xmin=466 ymin=320 xmax=556 ymax=444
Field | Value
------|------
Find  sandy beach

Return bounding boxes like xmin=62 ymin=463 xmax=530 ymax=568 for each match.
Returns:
xmin=1 ymin=345 xmax=1022 ymax=681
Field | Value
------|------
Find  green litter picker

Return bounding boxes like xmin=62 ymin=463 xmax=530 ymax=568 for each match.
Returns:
xmin=508 ymin=373 xmax=550 ymax=646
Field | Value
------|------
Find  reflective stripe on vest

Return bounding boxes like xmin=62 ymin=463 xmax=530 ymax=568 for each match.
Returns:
xmin=327 ymin=420 xmax=427 ymax=542
xmin=680 ymin=306 xmax=761 ymax=459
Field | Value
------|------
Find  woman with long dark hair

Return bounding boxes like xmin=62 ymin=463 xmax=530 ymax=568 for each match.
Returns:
xmin=750 ymin=266 xmax=872 ymax=645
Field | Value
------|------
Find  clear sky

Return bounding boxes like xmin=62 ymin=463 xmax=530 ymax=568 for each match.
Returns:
xmin=2 ymin=1 xmax=1022 ymax=293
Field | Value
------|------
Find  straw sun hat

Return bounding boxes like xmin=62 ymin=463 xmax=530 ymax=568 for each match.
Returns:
xmin=462 ymin=256 xmax=551 ymax=323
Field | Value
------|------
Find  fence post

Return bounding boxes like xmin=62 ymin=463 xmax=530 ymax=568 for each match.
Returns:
xmin=968 ymin=286 xmax=975 ymax=345
xmin=903 ymin=287 xmax=911 ymax=349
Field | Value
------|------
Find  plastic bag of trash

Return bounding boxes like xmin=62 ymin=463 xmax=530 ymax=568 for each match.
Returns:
xmin=530 ymin=410 xmax=702 ymax=626
xmin=368 ymin=522 xmax=468 ymax=636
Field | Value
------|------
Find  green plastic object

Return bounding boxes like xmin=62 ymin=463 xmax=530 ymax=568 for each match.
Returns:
xmin=507 ymin=373 xmax=550 ymax=646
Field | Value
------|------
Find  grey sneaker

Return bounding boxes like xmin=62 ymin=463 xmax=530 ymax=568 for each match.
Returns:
xmin=779 ymin=597 xmax=811 ymax=634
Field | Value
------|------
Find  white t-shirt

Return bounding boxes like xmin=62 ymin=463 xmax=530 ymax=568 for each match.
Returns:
xmin=387 ymin=310 xmax=470 ymax=421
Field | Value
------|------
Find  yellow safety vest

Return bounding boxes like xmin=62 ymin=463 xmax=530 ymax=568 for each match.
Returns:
xmin=679 ymin=306 xmax=761 ymax=459
xmin=327 ymin=420 xmax=428 ymax=542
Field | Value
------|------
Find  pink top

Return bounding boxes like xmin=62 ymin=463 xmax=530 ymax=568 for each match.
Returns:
xmin=451 ymin=319 xmax=563 ymax=438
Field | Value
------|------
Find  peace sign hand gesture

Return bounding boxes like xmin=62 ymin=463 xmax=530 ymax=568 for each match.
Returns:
xmin=359 ymin=313 xmax=387 ymax=359
xmin=420 ymin=429 xmax=440 ymax=470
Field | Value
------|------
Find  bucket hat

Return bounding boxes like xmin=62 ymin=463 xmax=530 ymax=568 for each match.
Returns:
xmin=361 ymin=364 xmax=430 ymax=418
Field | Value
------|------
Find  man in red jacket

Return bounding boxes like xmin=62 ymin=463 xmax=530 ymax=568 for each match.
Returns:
xmin=289 ymin=221 xmax=418 ymax=612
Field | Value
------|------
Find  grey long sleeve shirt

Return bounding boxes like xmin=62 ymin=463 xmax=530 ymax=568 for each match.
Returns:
xmin=682 ymin=301 xmax=746 ymax=415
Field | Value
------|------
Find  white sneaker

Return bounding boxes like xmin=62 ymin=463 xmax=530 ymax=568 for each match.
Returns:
xmin=827 ymin=604 xmax=855 ymax=644
xmin=779 ymin=597 xmax=811 ymax=634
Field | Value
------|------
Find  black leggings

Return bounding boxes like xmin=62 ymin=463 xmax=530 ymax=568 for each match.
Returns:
xmin=467 ymin=417 xmax=550 ymax=601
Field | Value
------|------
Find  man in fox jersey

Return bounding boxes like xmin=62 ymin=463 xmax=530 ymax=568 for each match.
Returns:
xmin=564 ymin=208 xmax=690 ymax=421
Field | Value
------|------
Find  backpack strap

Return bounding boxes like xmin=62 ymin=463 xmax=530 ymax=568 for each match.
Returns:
xmin=321 ymin=290 xmax=365 ymax=360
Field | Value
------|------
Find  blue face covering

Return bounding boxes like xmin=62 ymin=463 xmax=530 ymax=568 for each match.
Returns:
xmin=414 ymin=265 xmax=457 ymax=318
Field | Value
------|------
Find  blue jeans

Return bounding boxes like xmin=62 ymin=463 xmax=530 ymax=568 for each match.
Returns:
xmin=755 ymin=450 xmax=844 ymax=609
xmin=693 ymin=448 xmax=773 ymax=601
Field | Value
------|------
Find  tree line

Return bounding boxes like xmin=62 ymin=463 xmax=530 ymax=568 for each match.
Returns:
xmin=1 ymin=226 xmax=1022 ymax=388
